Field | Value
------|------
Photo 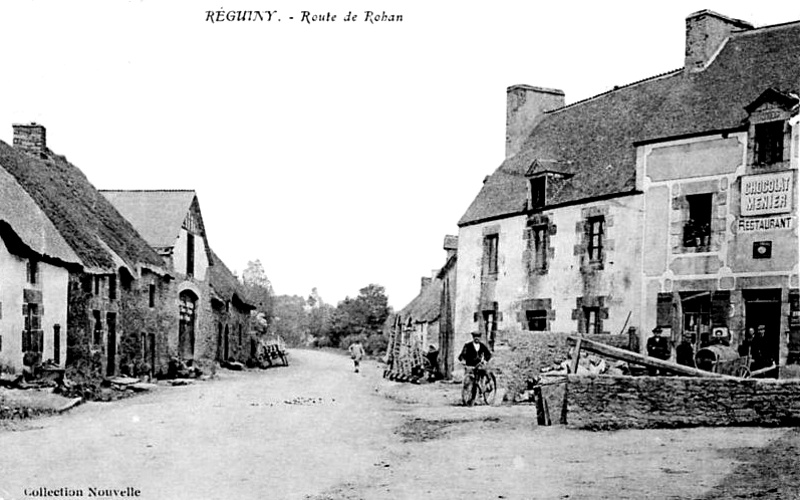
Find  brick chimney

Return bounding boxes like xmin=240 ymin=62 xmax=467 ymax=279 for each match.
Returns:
xmin=506 ymin=85 xmax=564 ymax=158
xmin=12 ymin=123 xmax=47 ymax=157
xmin=684 ymin=10 xmax=752 ymax=73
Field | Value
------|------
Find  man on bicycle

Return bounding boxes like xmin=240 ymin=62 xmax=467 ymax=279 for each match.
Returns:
xmin=459 ymin=331 xmax=492 ymax=370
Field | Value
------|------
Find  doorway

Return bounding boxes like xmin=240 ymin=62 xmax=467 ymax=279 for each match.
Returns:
xmin=744 ymin=289 xmax=781 ymax=373
xmin=106 ymin=312 xmax=117 ymax=376
xmin=179 ymin=291 xmax=197 ymax=359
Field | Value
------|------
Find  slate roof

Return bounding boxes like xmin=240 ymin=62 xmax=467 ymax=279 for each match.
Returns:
xmin=459 ymin=20 xmax=800 ymax=226
xmin=0 ymin=141 xmax=164 ymax=272
xmin=207 ymin=248 xmax=255 ymax=310
xmin=100 ymin=190 xmax=197 ymax=249
xmin=398 ymin=279 xmax=442 ymax=324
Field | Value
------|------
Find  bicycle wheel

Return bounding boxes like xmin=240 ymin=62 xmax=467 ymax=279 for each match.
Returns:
xmin=462 ymin=375 xmax=476 ymax=406
xmin=482 ymin=373 xmax=497 ymax=405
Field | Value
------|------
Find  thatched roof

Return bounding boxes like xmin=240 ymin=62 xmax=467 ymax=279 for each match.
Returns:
xmin=398 ymin=278 xmax=442 ymax=324
xmin=460 ymin=20 xmax=800 ymax=226
xmin=0 ymin=141 xmax=164 ymax=272
xmin=208 ymin=248 xmax=255 ymax=311
xmin=0 ymin=162 xmax=81 ymax=266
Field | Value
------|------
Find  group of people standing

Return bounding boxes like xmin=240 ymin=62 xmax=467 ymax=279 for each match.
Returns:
xmin=646 ymin=324 xmax=774 ymax=371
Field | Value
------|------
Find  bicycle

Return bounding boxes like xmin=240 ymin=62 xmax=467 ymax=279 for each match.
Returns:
xmin=461 ymin=361 xmax=497 ymax=406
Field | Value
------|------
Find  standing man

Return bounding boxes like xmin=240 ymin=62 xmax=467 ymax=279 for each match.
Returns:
xmin=646 ymin=327 xmax=671 ymax=375
xmin=348 ymin=339 xmax=365 ymax=373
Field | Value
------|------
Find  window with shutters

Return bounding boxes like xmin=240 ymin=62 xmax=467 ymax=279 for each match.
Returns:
xmin=754 ymin=121 xmax=784 ymax=165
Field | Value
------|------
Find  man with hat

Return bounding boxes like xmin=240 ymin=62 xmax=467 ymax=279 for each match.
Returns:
xmin=646 ymin=326 xmax=671 ymax=375
xmin=458 ymin=331 xmax=493 ymax=369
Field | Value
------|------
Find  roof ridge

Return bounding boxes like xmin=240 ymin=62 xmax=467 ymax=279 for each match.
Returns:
xmin=99 ymin=189 xmax=196 ymax=193
xmin=731 ymin=19 xmax=800 ymax=36
xmin=545 ymin=68 xmax=682 ymax=114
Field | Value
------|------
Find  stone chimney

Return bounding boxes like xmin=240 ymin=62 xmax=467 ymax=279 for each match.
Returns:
xmin=420 ymin=277 xmax=432 ymax=292
xmin=684 ymin=10 xmax=752 ymax=73
xmin=12 ymin=123 xmax=47 ymax=156
xmin=443 ymin=235 xmax=458 ymax=259
xmin=506 ymin=85 xmax=565 ymax=158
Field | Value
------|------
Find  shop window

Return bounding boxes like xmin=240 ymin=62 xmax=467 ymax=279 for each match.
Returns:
xmin=532 ymin=225 xmax=548 ymax=272
xmin=755 ymin=121 xmax=784 ymax=165
xmin=483 ymin=234 xmax=499 ymax=275
xmin=587 ymin=217 xmax=604 ymax=262
xmin=525 ymin=310 xmax=548 ymax=331
xmin=583 ymin=307 xmax=601 ymax=334
xmin=683 ymin=194 xmax=712 ymax=249
xmin=682 ymin=292 xmax=711 ymax=346
xmin=530 ymin=177 xmax=546 ymax=209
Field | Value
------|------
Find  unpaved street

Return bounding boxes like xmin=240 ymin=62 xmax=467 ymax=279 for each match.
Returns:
xmin=1 ymin=349 xmax=798 ymax=500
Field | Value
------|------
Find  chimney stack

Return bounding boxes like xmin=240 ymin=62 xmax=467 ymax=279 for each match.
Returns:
xmin=420 ymin=277 xmax=432 ymax=292
xmin=684 ymin=10 xmax=752 ymax=72
xmin=443 ymin=235 xmax=458 ymax=259
xmin=506 ymin=85 xmax=564 ymax=158
xmin=13 ymin=123 xmax=47 ymax=157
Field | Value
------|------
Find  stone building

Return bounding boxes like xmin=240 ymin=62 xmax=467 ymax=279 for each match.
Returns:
xmin=455 ymin=11 xmax=800 ymax=375
xmin=101 ymin=190 xmax=252 ymax=368
xmin=387 ymin=235 xmax=458 ymax=378
xmin=1 ymin=124 xmax=173 ymax=378
xmin=207 ymin=248 xmax=256 ymax=364
xmin=0 ymin=156 xmax=82 ymax=373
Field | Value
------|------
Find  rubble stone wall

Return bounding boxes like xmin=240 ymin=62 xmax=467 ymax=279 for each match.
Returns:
xmin=567 ymin=375 xmax=800 ymax=429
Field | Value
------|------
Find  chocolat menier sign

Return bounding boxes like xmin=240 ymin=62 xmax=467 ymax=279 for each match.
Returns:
xmin=738 ymin=171 xmax=794 ymax=232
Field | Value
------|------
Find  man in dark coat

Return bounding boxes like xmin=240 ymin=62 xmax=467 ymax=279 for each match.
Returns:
xmin=458 ymin=332 xmax=492 ymax=368
xmin=646 ymin=327 xmax=671 ymax=375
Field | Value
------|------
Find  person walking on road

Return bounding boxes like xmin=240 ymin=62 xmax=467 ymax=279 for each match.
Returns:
xmin=348 ymin=340 xmax=365 ymax=373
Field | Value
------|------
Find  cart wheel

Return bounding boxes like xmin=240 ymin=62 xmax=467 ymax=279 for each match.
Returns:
xmin=736 ymin=365 xmax=751 ymax=378
xmin=280 ymin=353 xmax=288 ymax=367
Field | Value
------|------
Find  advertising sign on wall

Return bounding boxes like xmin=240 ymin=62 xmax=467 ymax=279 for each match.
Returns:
xmin=740 ymin=171 xmax=793 ymax=216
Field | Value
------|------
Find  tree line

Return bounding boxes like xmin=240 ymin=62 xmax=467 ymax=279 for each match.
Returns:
xmin=241 ymin=260 xmax=391 ymax=355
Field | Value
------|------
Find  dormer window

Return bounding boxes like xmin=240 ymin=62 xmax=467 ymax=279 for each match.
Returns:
xmin=530 ymin=177 xmax=546 ymax=209
xmin=754 ymin=121 xmax=784 ymax=165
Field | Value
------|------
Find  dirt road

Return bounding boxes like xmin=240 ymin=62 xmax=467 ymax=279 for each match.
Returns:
xmin=1 ymin=349 xmax=797 ymax=500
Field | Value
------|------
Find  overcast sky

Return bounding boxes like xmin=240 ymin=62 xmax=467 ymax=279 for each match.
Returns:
xmin=0 ymin=2 xmax=795 ymax=309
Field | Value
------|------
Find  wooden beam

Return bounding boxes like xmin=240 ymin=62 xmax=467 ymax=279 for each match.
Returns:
xmin=570 ymin=337 xmax=583 ymax=374
xmin=566 ymin=336 xmax=739 ymax=379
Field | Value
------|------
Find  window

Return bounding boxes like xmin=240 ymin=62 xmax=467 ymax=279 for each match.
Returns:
xmin=149 ymin=284 xmax=156 ymax=308
xmin=530 ymin=177 xmax=546 ymax=209
xmin=186 ymin=233 xmax=195 ymax=277
xmin=526 ymin=310 xmax=548 ymax=331
xmin=81 ymin=275 xmax=93 ymax=294
xmin=22 ymin=303 xmax=43 ymax=353
xmin=108 ymin=274 xmax=117 ymax=300
xmin=683 ymin=194 xmax=712 ymax=248
xmin=484 ymin=234 xmax=499 ymax=275
xmin=27 ymin=260 xmax=38 ymax=285
xmin=94 ymin=276 xmax=100 ymax=296
xmin=755 ymin=121 xmax=784 ymax=165
xmin=532 ymin=225 xmax=548 ymax=272
xmin=93 ymin=310 xmax=103 ymax=345
xmin=587 ymin=217 xmax=604 ymax=262
xmin=584 ymin=307 xmax=601 ymax=334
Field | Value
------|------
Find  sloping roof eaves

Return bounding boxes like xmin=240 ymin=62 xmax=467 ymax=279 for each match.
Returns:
xmin=398 ymin=279 xmax=442 ymax=324
xmin=0 ymin=163 xmax=82 ymax=266
xmin=459 ymin=21 xmax=800 ymax=227
xmin=0 ymin=141 xmax=164 ymax=271
xmin=207 ymin=248 xmax=255 ymax=310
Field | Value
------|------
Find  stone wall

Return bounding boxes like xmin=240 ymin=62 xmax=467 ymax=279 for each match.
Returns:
xmin=567 ymin=375 xmax=800 ymax=429
xmin=491 ymin=331 xmax=629 ymax=400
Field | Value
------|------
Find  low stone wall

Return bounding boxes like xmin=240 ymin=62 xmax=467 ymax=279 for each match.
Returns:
xmin=491 ymin=331 xmax=630 ymax=401
xmin=567 ymin=375 xmax=800 ymax=430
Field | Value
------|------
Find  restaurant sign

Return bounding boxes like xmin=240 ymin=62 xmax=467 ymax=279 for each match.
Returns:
xmin=740 ymin=171 xmax=793 ymax=216
xmin=737 ymin=215 xmax=794 ymax=232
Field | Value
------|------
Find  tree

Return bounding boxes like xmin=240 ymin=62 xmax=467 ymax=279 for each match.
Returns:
xmin=271 ymin=295 xmax=309 ymax=346
xmin=326 ymin=284 xmax=391 ymax=350
xmin=241 ymin=259 xmax=274 ymax=323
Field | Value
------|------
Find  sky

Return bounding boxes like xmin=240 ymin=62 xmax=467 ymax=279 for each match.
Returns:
xmin=0 ymin=2 xmax=795 ymax=309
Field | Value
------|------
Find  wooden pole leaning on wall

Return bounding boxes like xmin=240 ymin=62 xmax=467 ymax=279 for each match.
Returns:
xmin=566 ymin=336 xmax=740 ymax=379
